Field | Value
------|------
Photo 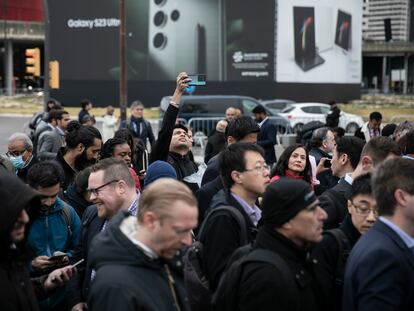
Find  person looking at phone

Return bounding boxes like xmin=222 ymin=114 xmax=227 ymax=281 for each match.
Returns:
xmin=308 ymin=127 xmax=338 ymax=195
xmin=0 ymin=172 xmax=77 ymax=311
xmin=26 ymin=161 xmax=81 ymax=310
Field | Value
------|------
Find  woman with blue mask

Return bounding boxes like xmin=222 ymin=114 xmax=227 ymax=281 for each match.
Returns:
xmin=6 ymin=132 xmax=38 ymax=183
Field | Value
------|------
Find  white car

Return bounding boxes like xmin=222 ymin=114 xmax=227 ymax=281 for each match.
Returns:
xmin=279 ymin=103 xmax=364 ymax=133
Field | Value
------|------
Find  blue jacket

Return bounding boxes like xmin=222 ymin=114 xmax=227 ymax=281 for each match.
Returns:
xmin=28 ymin=197 xmax=81 ymax=259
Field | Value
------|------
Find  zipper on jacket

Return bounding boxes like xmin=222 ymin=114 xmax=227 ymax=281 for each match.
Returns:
xmin=164 ymin=264 xmax=182 ymax=311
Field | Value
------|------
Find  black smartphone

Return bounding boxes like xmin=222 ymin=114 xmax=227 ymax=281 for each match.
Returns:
xmin=323 ymin=159 xmax=332 ymax=168
xmin=188 ymin=74 xmax=207 ymax=86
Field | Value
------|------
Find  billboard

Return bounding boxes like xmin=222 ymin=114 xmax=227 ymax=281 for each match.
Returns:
xmin=49 ymin=0 xmax=275 ymax=82
xmin=276 ymin=0 xmax=362 ymax=84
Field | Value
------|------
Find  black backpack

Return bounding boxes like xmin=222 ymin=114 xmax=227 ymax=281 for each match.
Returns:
xmin=183 ymin=206 xmax=247 ymax=311
xmin=212 ymin=245 xmax=299 ymax=311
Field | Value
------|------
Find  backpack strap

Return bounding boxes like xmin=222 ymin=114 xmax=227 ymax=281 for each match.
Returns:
xmin=197 ymin=205 xmax=247 ymax=245
xmin=325 ymin=228 xmax=351 ymax=286
xmin=61 ymin=204 xmax=73 ymax=253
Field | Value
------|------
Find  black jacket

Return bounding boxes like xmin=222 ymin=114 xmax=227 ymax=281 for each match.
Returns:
xmin=311 ymin=214 xmax=361 ymax=311
xmin=149 ymin=104 xmax=197 ymax=183
xmin=257 ymin=118 xmax=277 ymax=165
xmin=204 ymin=131 xmax=226 ymax=164
xmin=87 ymin=211 xmax=190 ymax=311
xmin=200 ymin=189 xmax=258 ymax=291
xmin=66 ymin=205 xmax=104 ymax=310
xmin=195 ymin=176 xmax=223 ymax=230
xmin=201 ymin=154 xmax=220 ymax=186
xmin=233 ymin=225 xmax=322 ymax=311
xmin=65 ymin=183 xmax=90 ymax=219
xmin=127 ymin=117 xmax=155 ymax=148
xmin=17 ymin=156 xmax=39 ymax=184
xmin=319 ymin=178 xmax=352 ymax=230
xmin=54 ymin=148 xmax=76 ymax=192
xmin=0 ymin=173 xmax=44 ymax=311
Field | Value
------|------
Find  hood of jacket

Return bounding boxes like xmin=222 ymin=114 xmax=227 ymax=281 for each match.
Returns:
xmin=65 ymin=183 xmax=90 ymax=214
xmin=89 ymin=211 xmax=162 ymax=272
xmin=0 ymin=172 xmax=40 ymax=250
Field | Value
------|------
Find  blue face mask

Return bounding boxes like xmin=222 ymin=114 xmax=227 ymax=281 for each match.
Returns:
xmin=10 ymin=155 xmax=25 ymax=169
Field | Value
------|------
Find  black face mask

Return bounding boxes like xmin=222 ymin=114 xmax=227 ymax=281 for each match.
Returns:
xmin=75 ymin=149 xmax=97 ymax=171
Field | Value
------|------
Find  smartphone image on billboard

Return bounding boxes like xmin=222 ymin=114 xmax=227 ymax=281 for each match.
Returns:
xmin=147 ymin=0 xmax=224 ymax=81
xmin=293 ymin=6 xmax=325 ymax=72
xmin=188 ymin=74 xmax=207 ymax=86
xmin=335 ymin=10 xmax=352 ymax=51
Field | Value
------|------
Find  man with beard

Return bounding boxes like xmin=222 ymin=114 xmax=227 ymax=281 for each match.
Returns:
xmin=0 ymin=172 xmax=77 ymax=311
xmin=252 ymin=105 xmax=277 ymax=166
xmin=55 ymin=121 xmax=102 ymax=192
xmin=26 ymin=161 xmax=81 ymax=311
xmin=66 ymin=158 xmax=140 ymax=311
xmin=87 ymin=178 xmax=197 ymax=311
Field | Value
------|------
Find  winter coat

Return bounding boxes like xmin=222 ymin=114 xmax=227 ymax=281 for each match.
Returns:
xmin=66 ymin=205 xmax=104 ymax=310
xmin=127 ymin=117 xmax=155 ymax=148
xmin=232 ymin=225 xmax=323 ymax=311
xmin=204 ymin=131 xmax=226 ymax=164
xmin=87 ymin=211 xmax=190 ymax=311
xmin=311 ymin=214 xmax=361 ymax=311
xmin=200 ymin=189 xmax=258 ymax=291
xmin=0 ymin=173 xmax=43 ymax=311
xmin=65 ymin=183 xmax=91 ymax=219
xmin=27 ymin=197 xmax=81 ymax=262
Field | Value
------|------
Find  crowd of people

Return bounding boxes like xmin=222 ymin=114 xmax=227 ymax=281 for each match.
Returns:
xmin=1 ymin=72 xmax=414 ymax=311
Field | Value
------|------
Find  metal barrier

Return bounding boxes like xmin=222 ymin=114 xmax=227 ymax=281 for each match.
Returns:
xmin=187 ymin=117 xmax=223 ymax=136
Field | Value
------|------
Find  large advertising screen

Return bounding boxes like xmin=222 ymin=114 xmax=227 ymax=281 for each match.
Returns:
xmin=49 ymin=0 xmax=276 ymax=82
xmin=276 ymin=0 xmax=362 ymax=84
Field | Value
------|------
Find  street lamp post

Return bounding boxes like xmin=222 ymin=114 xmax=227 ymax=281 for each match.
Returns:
xmin=119 ymin=0 xmax=127 ymax=128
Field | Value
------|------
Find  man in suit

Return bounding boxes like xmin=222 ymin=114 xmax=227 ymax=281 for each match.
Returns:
xmin=343 ymin=157 xmax=414 ymax=310
xmin=252 ymin=105 xmax=277 ymax=166
xmin=127 ymin=100 xmax=155 ymax=150
xmin=37 ymin=110 xmax=71 ymax=161
xmin=320 ymin=137 xmax=400 ymax=229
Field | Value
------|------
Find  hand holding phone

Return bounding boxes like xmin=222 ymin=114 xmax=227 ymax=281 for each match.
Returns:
xmin=188 ymin=74 xmax=207 ymax=86
xmin=323 ymin=158 xmax=332 ymax=168
xmin=71 ymin=258 xmax=85 ymax=268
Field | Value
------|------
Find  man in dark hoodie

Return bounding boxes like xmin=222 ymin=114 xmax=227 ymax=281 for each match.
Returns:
xmin=149 ymin=73 xmax=198 ymax=187
xmin=0 ymin=172 xmax=76 ymax=311
xmin=87 ymin=178 xmax=198 ymax=311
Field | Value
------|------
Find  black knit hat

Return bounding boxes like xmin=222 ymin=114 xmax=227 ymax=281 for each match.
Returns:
xmin=261 ymin=178 xmax=317 ymax=227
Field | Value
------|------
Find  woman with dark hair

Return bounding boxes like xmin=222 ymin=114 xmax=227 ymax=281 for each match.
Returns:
xmin=101 ymin=137 xmax=141 ymax=191
xmin=270 ymin=143 xmax=313 ymax=187
xmin=114 ymin=128 xmax=148 ymax=182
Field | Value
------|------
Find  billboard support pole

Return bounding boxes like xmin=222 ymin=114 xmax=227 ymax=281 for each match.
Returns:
xmin=43 ymin=0 xmax=50 ymax=111
xmin=119 ymin=0 xmax=127 ymax=128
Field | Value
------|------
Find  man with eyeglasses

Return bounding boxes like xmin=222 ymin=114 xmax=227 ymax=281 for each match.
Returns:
xmin=26 ymin=161 xmax=81 ymax=311
xmin=343 ymin=158 xmax=414 ymax=310
xmin=198 ymin=143 xmax=270 ymax=292
xmin=214 ymin=178 xmax=327 ymax=311
xmin=7 ymin=132 xmax=39 ymax=183
xmin=66 ymin=158 xmax=139 ymax=311
xmin=312 ymin=173 xmax=377 ymax=311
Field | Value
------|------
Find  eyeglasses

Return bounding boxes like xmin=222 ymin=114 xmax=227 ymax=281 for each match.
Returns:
xmin=244 ymin=164 xmax=271 ymax=173
xmin=87 ymin=179 xmax=119 ymax=196
xmin=350 ymin=200 xmax=378 ymax=217
xmin=6 ymin=149 xmax=26 ymax=157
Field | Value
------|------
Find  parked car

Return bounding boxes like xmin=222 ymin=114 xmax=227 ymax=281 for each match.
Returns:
xmin=159 ymin=95 xmax=291 ymax=136
xmin=279 ymin=102 xmax=363 ymax=133
xmin=260 ymin=99 xmax=295 ymax=114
